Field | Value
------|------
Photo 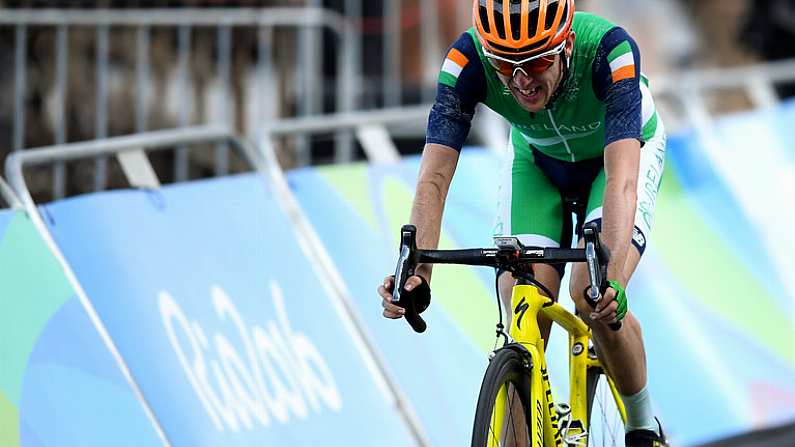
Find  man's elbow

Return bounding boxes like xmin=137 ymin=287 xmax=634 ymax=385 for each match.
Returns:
xmin=607 ymin=177 xmax=638 ymax=202
xmin=416 ymin=175 xmax=448 ymax=200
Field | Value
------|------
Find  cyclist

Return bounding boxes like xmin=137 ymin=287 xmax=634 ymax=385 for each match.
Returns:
xmin=378 ymin=1 xmax=667 ymax=445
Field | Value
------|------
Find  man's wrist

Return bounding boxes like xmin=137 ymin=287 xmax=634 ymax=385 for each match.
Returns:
xmin=415 ymin=264 xmax=432 ymax=282
xmin=606 ymin=266 xmax=626 ymax=287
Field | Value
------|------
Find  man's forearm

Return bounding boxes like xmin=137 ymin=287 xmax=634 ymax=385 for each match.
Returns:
xmin=601 ymin=180 xmax=637 ymax=285
xmin=410 ymin=174 xmax=448 ymax=282
xmin=409 ymin=143 xmax=458 ymax=282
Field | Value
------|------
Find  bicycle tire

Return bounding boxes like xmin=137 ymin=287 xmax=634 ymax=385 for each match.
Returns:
xmin=471 ymin=347 xmax=534 ymax=447
xmin=585 ymin=366 xmax=624 ymax=447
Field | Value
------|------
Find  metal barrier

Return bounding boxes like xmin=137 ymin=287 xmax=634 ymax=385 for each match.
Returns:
xmin=1 ymin=7 xmax=357 ymax=196
xmin=1 ymin=3 xmax=468 ymax=178
xmin=654 ymin=58 xmax=795 ymax=132
xmin=4 ymin=126 xmax=427 ymax=446
xmin=0 ymin=176 xmax=21 ymax=209
xmin=263 ymin=103 xmax=429 ymax=164
xmin=4 ymin=127 xmax=262 ymax=447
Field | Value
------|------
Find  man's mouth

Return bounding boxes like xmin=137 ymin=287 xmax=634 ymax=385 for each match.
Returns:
xmin=516 ymin=85 xmax=542 ymax=100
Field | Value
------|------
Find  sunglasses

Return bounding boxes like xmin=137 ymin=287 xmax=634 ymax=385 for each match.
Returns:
xmin=483 ymin=40 xmax=566 ymax=77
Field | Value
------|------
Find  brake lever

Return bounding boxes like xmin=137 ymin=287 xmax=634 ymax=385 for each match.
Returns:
xmin=391 ymin=225 xmax=427 ymax=333
xmin=583 ymin=224 xmax=621 ymax=331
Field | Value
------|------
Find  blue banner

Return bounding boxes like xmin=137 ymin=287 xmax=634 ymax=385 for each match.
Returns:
xmin=0 ymin=209 xmax=162 ymax=447
xmin=42 ymin=174 xmax=414 ymax=446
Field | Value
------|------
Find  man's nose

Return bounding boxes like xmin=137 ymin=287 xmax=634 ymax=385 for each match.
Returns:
xmin=512 ymin=68 xmax=535 ymax=86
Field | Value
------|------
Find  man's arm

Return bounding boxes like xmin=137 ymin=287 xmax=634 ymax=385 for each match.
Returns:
xmin=410 ymin=143 xmax=460 ymax=284
xmin=589 ymin=26 xmax=644 ymax=321
xmin=601 ymin=138 xmax=640 ymax=288
xmin=379 ymin=31 xmax=482 ymax=318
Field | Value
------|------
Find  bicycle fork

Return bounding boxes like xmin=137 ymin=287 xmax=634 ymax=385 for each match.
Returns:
xmin=529 ymin=342 xmax=591 ymax=447
xmin=507 ymin=284 xmax=593 ymax=447
xmin=517 ymin=342 xmax=563 ymax=447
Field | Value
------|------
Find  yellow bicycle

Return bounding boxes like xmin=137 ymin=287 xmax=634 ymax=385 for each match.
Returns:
xmin=392 ymin=223 xmax=627 ymax=446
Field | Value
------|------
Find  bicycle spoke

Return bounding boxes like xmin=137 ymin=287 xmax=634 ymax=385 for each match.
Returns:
xmin=488 ymin=394 xmax=500 ymax=447
xmin=472 ymin=350 xmax=533 ymax=447
xmin=592 ymin=378 xmax=620 ymax=447
xmin=508 ymin=384 xmax=517 ymax=446
xmin=489 ymin=423 xmax=500 ymax=447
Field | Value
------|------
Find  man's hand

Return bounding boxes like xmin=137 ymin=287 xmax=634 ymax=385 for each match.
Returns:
xmin=377 ymin=274 xmax=429 ymax=319
xmin=590 ymin=280 xmax=628 ymax=324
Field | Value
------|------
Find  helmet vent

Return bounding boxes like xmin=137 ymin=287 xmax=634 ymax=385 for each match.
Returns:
xmin=528 ymin=6 xmax=540 ymax=39
xmin=478 ymin=5 xmax=492 ymax=34
xmin=510 ymin=8 xmax=522 ymax=40
xmin=492 ymin=4 xmax=507 ymax=40
xmin=545 ymin=1 xmax=561 ymax=31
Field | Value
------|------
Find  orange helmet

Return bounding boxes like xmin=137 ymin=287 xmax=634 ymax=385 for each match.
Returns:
xmin=473 ymin=0 xmax=575 ymax=60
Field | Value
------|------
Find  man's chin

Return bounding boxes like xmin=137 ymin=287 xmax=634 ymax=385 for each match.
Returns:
xmin=514 ymin=94 xmax=546 ymax=112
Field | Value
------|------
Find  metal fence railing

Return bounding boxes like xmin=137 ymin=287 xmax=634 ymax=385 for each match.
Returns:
xmin=0 ymin=7 xmax=357 ymax=197
xmin=0 ymin=176 xmax=21 ymax=209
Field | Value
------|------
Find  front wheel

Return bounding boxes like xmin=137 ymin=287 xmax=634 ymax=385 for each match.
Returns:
xmin=471 ymin=348 xmax=534 ymax=447
xmin=585 ymin=366 xmax=625 ymax=447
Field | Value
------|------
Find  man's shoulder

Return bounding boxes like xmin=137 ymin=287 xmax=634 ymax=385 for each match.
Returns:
xmin=438 ymin=30 xmax=486 ymax=92
xmin=572 ymin=12 xmax=621 ymax=51
xmin=445 ymin=29 xmax=481 ymax=62
xmin=573 ymin=11 xmax=617 ymax=30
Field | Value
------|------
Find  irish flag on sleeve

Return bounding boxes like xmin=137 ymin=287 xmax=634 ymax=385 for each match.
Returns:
xmin=439 ymin=48 xmax=469 ymax=88
xmin=608 ymin=41 xmax=636 ymax=83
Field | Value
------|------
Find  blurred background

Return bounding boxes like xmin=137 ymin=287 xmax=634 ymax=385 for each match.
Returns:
xmin=2 ymin=0 xmax=795 ymax=199
xmin=1 ymin=1 xmax=794 ymax=447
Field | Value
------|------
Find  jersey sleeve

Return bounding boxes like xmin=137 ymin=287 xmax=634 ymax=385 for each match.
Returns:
xmin=592 ymin=27 xmax=643 ymax=147
xmin=426 ymin=32 xmax=487 ymax=151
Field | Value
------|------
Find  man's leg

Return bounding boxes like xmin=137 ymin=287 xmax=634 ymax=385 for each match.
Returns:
xmin=570 ymin=243 xmax=645 ymax=392
xmin=569 ymin=243 xmax=660 ymax=436
xmin=493 ymin=136 xmax=565 ymax=344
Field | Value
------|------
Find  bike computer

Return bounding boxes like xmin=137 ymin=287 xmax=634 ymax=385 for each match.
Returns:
xmin=493 ymin=236 xmax=525 ymax=252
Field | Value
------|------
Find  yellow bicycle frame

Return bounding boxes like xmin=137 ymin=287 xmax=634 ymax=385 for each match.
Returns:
xmin=489 ymin=283 xmax=627 ymax=446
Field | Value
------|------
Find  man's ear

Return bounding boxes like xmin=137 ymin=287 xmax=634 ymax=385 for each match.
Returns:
xmin=565 ymin=32 xmax=576 ymax=57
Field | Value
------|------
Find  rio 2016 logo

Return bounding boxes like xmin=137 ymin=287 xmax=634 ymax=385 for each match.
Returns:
xmin=159 ymin=280 xmax=342 ymax=432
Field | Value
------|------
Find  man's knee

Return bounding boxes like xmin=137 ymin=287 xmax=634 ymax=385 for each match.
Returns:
xmin=568 ymin=267 xmax=593 ymax=318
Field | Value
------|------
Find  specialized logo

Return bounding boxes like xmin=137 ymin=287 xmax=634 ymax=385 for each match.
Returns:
xmin=514 ymin=297 xmax=530 ymax=330
xmin=159 ymin=280 xmax=342 ymax=432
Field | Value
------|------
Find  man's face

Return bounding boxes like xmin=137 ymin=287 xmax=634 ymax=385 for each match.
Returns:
xmin=495 ymin=34 xmax=575 ymax=112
